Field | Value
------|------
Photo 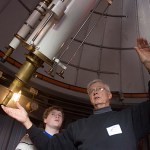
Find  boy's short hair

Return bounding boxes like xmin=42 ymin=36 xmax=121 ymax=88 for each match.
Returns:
xmin=43 ymin=106 xmax=64 ymax=120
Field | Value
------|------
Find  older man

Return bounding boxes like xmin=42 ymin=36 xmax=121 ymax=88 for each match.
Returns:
xmin=2 ymin=38 xmax=150 ymax=150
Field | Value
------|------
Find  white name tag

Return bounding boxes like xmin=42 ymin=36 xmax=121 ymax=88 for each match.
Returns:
xmin=106 ymin=124 xmax=122 ymax=136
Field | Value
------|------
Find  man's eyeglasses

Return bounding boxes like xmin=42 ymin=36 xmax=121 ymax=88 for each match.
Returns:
xmin=88 ymin=87 xmax=106 ymax=95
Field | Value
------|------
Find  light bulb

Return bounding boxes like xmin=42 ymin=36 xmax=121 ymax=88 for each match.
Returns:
xmin=11 ymin=91 xmax=22 ymax=102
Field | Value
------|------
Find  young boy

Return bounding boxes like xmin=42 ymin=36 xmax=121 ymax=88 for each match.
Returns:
xmin=15 ymin=106 xmax=64 ymax=150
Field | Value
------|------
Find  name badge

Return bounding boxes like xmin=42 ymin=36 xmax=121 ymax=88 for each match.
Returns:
xmin=106 ymin=124 xmax=122 ymax=136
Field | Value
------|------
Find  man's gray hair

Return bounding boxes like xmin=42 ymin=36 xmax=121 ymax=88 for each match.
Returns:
xmin=87 ymin=79 xmax=110 ymax=93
